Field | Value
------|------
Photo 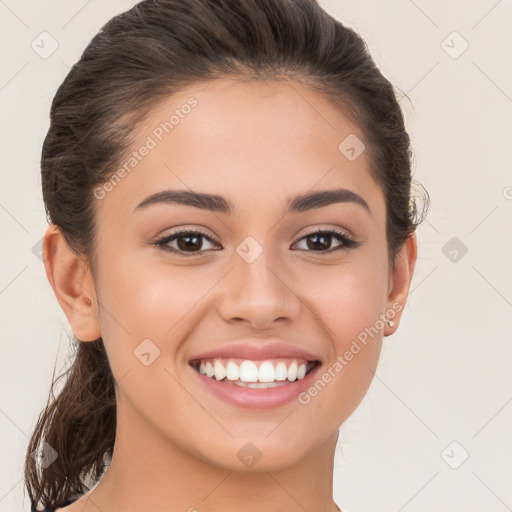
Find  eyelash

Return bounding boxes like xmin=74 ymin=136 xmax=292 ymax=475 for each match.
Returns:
xmin=153 ymin=227 xmax=360 ymax=257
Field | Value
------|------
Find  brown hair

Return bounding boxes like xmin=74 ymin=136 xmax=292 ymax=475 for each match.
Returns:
xmin=25 ymin=0 xmax=428 ymax=509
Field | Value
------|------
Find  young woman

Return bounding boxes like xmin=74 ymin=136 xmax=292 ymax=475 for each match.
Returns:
xmin=25 ymin=0 xmax=427 ymax=511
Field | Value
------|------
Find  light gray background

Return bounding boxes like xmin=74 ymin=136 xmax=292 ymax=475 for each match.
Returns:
xmin=1 ymin=1 xmax=511 ymax=511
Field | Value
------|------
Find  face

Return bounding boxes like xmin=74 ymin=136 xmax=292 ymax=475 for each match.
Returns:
xmin=55 ymin=77 xmax=414 ymax=473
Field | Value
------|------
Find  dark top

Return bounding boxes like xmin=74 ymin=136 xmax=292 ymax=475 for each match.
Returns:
xmin=31 ymin=494 xmax=82 ymax=512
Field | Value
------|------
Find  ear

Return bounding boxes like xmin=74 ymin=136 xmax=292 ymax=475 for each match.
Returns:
xmin=42 ymin=224 xmax=102 ymax=342
xmin=384 ymin=232 xmax=417 ymax=336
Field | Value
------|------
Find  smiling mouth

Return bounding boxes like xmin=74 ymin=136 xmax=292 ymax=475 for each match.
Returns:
xmin=189 ymin=358 xmax=321 ymax=388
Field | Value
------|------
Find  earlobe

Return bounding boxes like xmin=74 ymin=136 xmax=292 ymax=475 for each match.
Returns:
xmin=384 ymin=232 xmax=418 ymax=336
xmin=42 ymin=224 xmax=102 ymax=342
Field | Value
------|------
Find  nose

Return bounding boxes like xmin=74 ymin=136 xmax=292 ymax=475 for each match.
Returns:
xmin=217 ymin=246 xmax=302 ymax=330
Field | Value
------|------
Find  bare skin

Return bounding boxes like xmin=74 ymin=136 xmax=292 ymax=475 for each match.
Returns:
xmin=43 ymin=77 xmax=417 ymax=512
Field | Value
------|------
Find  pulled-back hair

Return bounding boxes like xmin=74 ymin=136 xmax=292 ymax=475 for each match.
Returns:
xmin=25 ymin=0 xmax=428 ymax=509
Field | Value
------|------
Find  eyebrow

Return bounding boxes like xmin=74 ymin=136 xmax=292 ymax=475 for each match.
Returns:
xmin=134 ymin=187 xmax=371 ymax=216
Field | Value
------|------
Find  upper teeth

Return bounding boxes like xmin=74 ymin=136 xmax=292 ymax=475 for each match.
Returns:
xmin=197 ymin=359 xmax=310 ymax=383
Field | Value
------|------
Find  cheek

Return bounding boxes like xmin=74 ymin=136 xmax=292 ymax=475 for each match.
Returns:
xmin=93 ymin=261 xmax=215 ymax=437
xmin=297 ymin=253 xmax=389 ymax=347
xmin=291 ymin=249 xmax=388 ymax=412
xmin=98 ymin=252 xmax=207 ymax=336
xmin=95 ymin=256 xmax=218 ymax=381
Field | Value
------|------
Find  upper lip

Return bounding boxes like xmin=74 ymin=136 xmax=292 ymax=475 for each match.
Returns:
xmin=188 ymin=340 xmax=322 ymax=363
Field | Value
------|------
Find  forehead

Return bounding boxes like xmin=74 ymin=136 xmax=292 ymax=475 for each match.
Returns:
xmin=96 ymin=77 xmax=384 ymax=220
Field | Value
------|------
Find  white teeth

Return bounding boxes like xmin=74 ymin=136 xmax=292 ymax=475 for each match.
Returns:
xmin=214 ymin=360 xmax=226 ymax=381
xmin=297 ymin=363 xmax=306 ymax=379
xmin=234 ymin=381 xmax=289 ymax=388
xmin=195 ymin=358 xmax=312 ymax=384
xmin=288 ymin=361 xmax=298 ymax=381
xmin=258 ymin=361 xmax=275 ymax=382
xmin=275 ymin=362 xmax=288 ymax=381
xmin=239 ymin=360 xmax=259 ymax=382
xmin=205 ymin=362 xmax=214 ymax=378
xmin=225 ymin=361 xmax=240 ymax=381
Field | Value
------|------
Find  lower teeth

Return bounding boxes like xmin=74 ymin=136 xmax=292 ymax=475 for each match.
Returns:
xmin=205 ymin=377 xmax=297 ymax=388
xmin=231 ymin=380 xmax=290 ymax=388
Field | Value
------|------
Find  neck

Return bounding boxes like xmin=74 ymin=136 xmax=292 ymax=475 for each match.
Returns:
xmin=85 ymin=395 xmax=341 ymax=512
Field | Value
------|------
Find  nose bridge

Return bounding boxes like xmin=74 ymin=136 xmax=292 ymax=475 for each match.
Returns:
xmin=234 ymin=233 xmax=286 ymax=295
xmin=218 ymin=233 xmax=301 ymax=326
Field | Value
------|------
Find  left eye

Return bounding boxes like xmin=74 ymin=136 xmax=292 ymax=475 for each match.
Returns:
xmin=154 ymin=228 xmax=358 ymax=257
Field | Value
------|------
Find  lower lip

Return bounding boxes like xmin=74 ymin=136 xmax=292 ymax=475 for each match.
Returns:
xmin=190 ymin=363 xmax=321 ymax=409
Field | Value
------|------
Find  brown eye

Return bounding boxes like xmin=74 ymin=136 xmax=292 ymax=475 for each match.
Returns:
xmin=293 ymin=229 xmax=359 ymax=253
xmin=155 ymin=229 xmax=219 ymax=256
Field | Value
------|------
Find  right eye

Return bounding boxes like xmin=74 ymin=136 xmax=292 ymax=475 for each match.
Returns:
xmin=154 ymin=228 xmax=221 ymax=257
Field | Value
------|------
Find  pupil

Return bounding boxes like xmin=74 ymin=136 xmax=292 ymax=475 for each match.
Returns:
xmin=307 ymin=233 xmax=330 ymax=251
xmin=178 ymin=234 xmax=201 ymax=251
